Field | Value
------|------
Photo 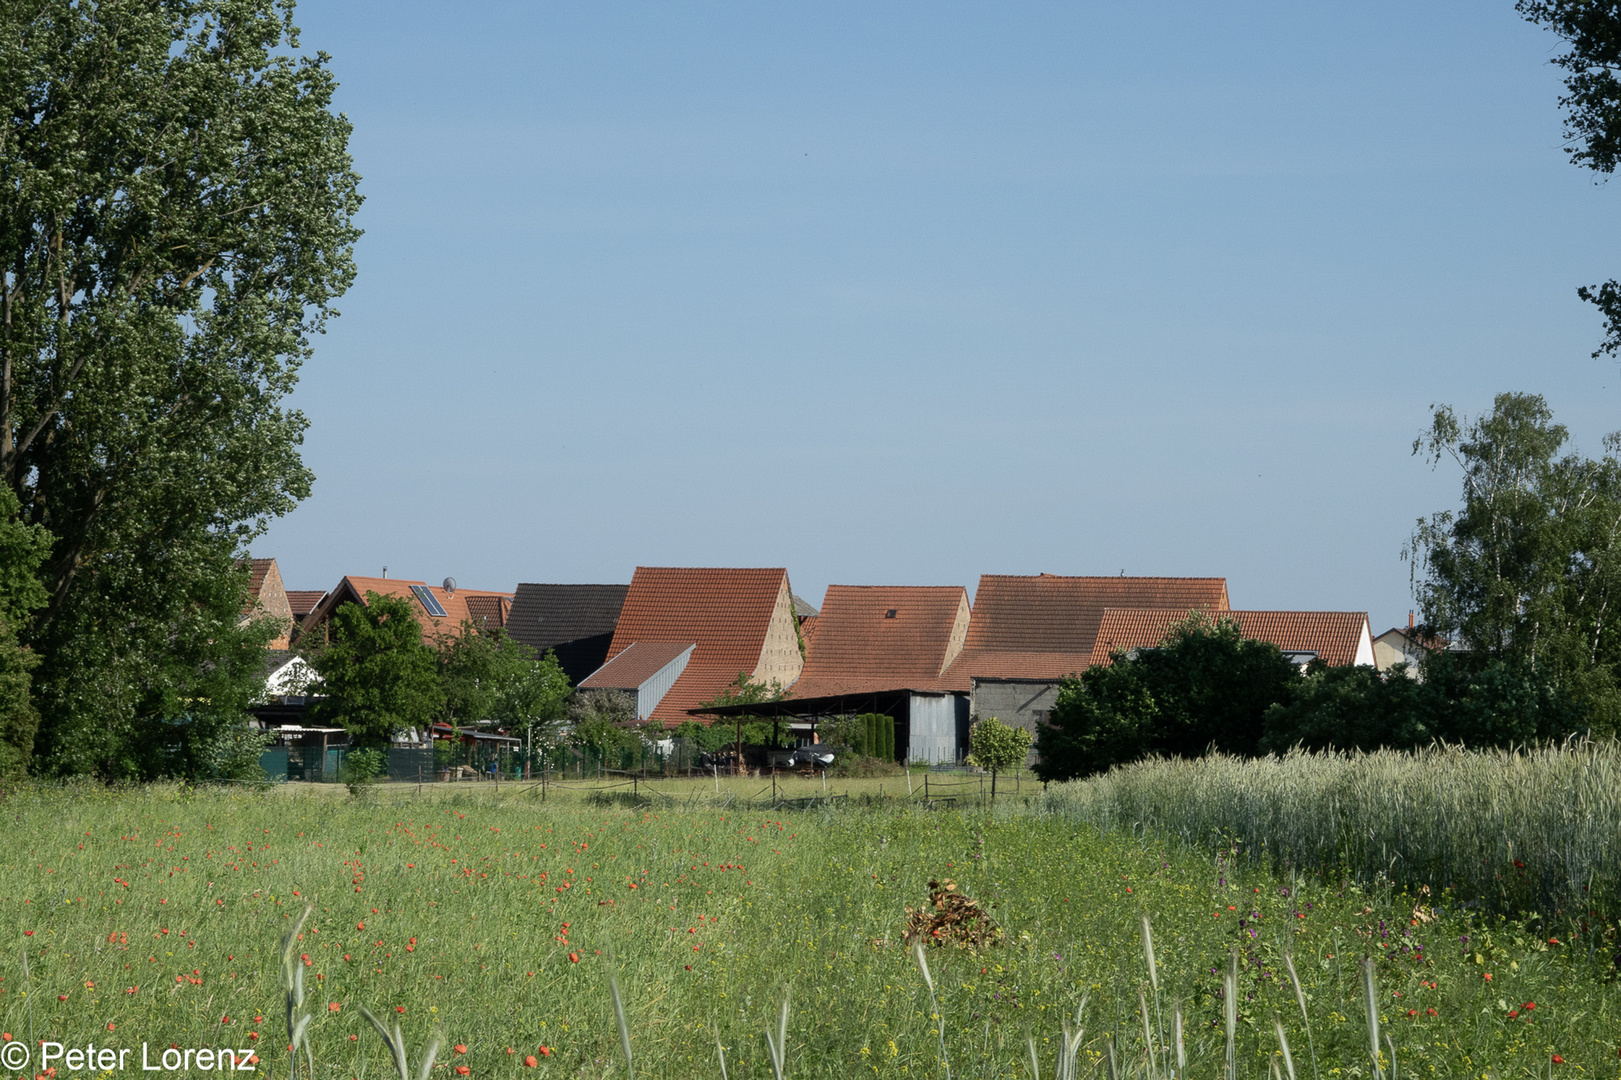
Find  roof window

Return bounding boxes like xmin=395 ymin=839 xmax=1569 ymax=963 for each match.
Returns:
xmin=885 ymin=609 xmax=897 ymax=619
xmin=411 ymin=585 xmax=448 ymax=618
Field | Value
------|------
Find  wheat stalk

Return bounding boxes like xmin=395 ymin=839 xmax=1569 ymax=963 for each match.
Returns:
xmin=355 ymin=1005 xmax=439 ymax=1080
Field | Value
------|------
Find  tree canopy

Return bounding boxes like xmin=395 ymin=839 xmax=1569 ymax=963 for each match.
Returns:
xmin=310 ymin=594 xmax=441 ymax=751
xmin=1033 ymin=612 xmax=1299 ymax=782
xmin=1408 ymin=393 xmax=1621 ymax=713
xmin=0 ymin=0 xmax=360 ymax=776
xmin=966 ymin=715 xmax=1031 ymax=795
xmin=1519 ymin=1 xmax=1621 ymax=355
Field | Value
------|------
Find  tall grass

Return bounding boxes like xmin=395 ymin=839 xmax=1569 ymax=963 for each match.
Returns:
xmin=1032 ymin=741 xmax=1621 ymax=920
xmin=3 ymin=781 xmax=1618 ymax=1075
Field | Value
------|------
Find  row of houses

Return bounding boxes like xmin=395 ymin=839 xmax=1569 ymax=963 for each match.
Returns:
xmin=244 ymin=559 xmax=1431 ymax=764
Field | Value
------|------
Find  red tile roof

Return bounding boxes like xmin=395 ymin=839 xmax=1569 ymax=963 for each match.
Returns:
xmin=946 ymin=649 xmax=1093 ymax=684
xmin=1088 ymin=608 xmax=1373 ymax=667
xmin=607 ymin=567 xmax=794 ymax=724
xmin=792 ymin=585 xmax=970 ymax=697
xmin=246 ymin=558 xmax=275 ymax=603
xmin=797 ymin=615 xmax=820 ymax=652
xmin=463 ymin=594 xmax=510 ymax=631
xmin=580 ymin=642 xmax=695 ymax=690
xmin=944 ymin=574 xmax=1229 ymax=684
xmin=286 ymin=591 xmax=326 ymax=618
xmin=302 ymin=576 xmax=515 ymax=646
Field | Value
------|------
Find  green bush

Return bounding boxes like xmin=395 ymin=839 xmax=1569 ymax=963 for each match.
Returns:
xmin=340 ymin=747 xmax=385 ymax=795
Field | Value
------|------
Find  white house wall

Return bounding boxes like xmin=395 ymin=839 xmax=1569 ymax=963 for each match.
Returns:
xmin=1354 ymin=620 xmax=1376 ymax=667
xmin=637 ymin=646 xmax=696 ymax=720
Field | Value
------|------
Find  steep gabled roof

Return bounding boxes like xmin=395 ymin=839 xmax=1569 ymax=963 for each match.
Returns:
xmin=505 ymin=584 xmax=629 ymax=685
xmin=792 ymin=585 xmax=971 ymax=697
xmin=945 ymin=574 xmax=1229 ymax=685
xmin=608 ymin=567 xmax=796 ymax=724
xmin=246 ymin=559 xmax=276 ymax=606
xmin=301 ymin=576 xmax=515 ymax=646
xmin=1088 ymin=608 xmax=1375 ymax=667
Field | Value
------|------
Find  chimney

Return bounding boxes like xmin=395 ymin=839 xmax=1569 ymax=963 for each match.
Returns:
xmin=1408 ymin=610 xmax=1414 ymax=629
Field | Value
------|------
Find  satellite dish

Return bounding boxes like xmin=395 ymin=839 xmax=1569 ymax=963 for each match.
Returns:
xmin=442 ymin=576 xmax=457 ymax=595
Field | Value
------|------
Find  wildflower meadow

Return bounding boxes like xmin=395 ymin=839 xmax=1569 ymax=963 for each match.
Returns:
xmin=1 ymin=777 xmax=1618 ymax=1079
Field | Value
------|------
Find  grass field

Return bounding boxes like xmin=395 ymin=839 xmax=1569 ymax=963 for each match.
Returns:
xmin=2 ymin=782 xmax=1618 ymax=1079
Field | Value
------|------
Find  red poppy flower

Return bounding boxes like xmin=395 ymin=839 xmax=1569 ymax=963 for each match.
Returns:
xmin=523 ymin=1058 xmax=537 ymax=1068
xmin=454 ymin=1067 xmax=470 ymax=1076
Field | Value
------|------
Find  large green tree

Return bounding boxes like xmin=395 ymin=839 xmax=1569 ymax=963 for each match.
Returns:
xmin=0 ymin=0 xmax=361 ymax=775
xmin=434 ymin=623 xmax=572 ymax=773
xmin=1409 ymin=393 xmax=1621 ymax=699
xmin=1519 ymin=1 xmax=1621 ymax=356
xmin=309 ymin=594 xmax=441 ymax=751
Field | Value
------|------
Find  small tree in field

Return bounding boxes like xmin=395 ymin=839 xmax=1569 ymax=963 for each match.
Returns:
xmin=966 ymin=716 xmax=1032 ymax=798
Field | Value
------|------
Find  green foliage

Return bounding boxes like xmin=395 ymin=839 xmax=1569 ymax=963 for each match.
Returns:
xmin=0 ymin=488 xmax=49 ymax=776
xmin=824 ymin=712 xmax=896 ymax=762
xmin=965 ymin=715 xmax=1032 ymax=777
xmin=0 ymin=613 xmax=39 ymax=780
xmin=1035 ymin=612 xmax=1298 ymax=782
xmin=1410 ymin=394 xmax=1621 ymax=681
xmin=669 ymin=719 xmax=726 ymax=754
xmin=492 ymin=647 xmax=572 ymax=728
xmin=1518 ymin=2 xmax=1621 ymax=355
xmin=0 ymin=0 xmax=360 ymax=776
xmin=1261 ymin=655 xmax=1596 ymax=754
xmin=340 ymin=747 xmax=385 ymax=795
xmin=310 ymin=594 xmax=442 ymax=751
xmin=699 ymin=671 xmax=791 ymax=709
xmin=569 ymin=688 xmax=635 ymax=759
xmin=436 ymin=625 xmax=571 ymax=728
xmin=32 ymin=552 xmax=284 ymax=779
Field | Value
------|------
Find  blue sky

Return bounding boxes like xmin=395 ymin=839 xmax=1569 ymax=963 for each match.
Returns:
xmin=262 ymin=1 xmax=1621 ymax=630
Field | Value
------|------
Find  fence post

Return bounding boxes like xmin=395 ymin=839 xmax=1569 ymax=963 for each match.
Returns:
xmin=924 ymin=774 xmax=929 ymax=801
xmin=417 ymin=765 xmax=422 ymax=796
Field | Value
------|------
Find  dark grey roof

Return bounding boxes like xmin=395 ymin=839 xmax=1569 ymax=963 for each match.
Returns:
xmin=506 ymin=584 xmax=630 ymax=686
xmin=791 ymin=592 xmax=819 ymax=618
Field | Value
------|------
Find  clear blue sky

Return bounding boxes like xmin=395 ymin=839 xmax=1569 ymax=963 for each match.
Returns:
xmin=261 ymin=1 xmax=1621 ymax=631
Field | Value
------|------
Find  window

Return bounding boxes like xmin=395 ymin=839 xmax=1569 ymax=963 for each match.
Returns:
xmin=410 ymin=585 xmax=447 ymax=618
xmin=885 ymin=609 xmax=897 ymax=619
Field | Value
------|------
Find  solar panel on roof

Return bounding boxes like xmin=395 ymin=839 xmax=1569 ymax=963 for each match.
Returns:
xmin=411 ymin=585 xmax=448 ymax=618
